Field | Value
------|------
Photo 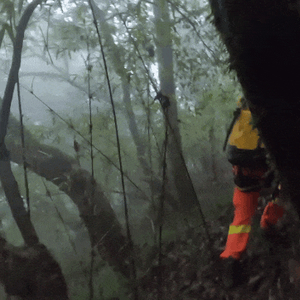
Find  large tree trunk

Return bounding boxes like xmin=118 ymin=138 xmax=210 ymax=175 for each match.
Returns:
xmin=0 ymin=236 xmax=69 ymax=299
xmin=209 ymin=0 xmax=300 ymax=215
xmin=6 ymin=115 xmax=130 ymax=277
xmin=153 ymin=0 xmax=198 ymax=211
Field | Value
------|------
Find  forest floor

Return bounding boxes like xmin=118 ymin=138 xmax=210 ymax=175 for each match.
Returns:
xmin=139 ymin=202 xmax=300 ymax=300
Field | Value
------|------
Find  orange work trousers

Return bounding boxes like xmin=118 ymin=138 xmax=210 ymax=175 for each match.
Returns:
xmin=220 ymin=187 xmax=285 ymax=260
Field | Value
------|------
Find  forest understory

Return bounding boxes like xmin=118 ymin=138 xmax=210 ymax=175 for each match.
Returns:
xmin=138 ymin=202 xmax=300 ymax=300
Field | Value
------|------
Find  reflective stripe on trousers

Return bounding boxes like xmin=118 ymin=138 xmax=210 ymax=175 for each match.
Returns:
xmin=220 ymin=187 xmax=259 ymax=260
xmin=228 ymin=224 xmax=251 ymax=234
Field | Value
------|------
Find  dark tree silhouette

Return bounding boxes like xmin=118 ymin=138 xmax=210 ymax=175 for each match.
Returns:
xmin=0 ymin=236 xmax=69 ymax=299
xmin=0 ymin=1 xmax=68 ymax=298
xmin=209 ymin=0 xmax=300 ymax=217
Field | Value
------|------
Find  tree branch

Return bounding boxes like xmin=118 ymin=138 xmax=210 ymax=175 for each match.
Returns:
xmin=0 ymin=0 xmax=44 ymax=144
xmin=0 ymin=0 xmax=45 ymax=246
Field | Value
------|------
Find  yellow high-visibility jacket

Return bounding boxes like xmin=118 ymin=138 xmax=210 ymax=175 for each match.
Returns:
xmin=229 ymin=108 xmax=263 ymax=150
xmin=227 ymin=106 xmax=265 ymax=166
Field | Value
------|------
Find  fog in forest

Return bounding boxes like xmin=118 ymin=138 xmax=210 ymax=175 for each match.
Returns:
xmin=0 ymin=0 xmax=241 ymax=299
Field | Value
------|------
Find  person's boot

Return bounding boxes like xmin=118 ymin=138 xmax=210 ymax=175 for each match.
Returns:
xmin=221 ymin=256 xmax=245 ymax=288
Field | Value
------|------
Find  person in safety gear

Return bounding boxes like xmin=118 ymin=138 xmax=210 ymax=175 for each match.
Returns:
xmin=221 ymin=97 xmax=285 ymax=288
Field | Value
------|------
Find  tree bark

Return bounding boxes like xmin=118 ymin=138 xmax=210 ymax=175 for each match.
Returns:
xmin=210 ymin=0 xmax=300 ymax=216
xmin=0 ymin=236 xmax=69 ymax=299
xmin=0 ymin=159 xmax=39 ymax=246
